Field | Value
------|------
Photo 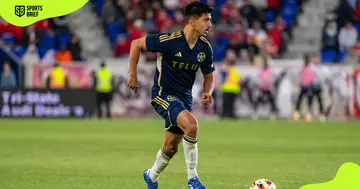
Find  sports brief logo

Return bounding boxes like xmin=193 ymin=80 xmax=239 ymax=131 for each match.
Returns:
xmin=167 ymin=95 xmax=176 ymax=101
xmin=15 ymin=6 xmax=25 ymax=17
xmin=197 ymin=52 xmax=206 ymax=62
xmin=15 ymin=5 xmax=43 ymax=18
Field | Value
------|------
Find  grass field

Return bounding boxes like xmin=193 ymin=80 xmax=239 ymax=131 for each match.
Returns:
xmin=0 ymin=119 xmax=359 ymax=189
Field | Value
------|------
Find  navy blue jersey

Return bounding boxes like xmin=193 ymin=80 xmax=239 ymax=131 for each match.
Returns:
xmin=146 ymin=30 xmax=215 ymax=99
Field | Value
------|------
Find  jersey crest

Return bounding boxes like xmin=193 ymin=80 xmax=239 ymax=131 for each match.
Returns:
xmin=167 ymin=95 xmax=177 ymax=101
xmin=197 ymin=52 xmax=206 ymax=62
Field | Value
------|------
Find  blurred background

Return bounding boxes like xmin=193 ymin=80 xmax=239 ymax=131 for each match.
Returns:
xmin=1 ymin=0 xmax=360 ymax=120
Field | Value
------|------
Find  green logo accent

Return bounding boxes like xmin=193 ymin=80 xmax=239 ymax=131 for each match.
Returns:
xmin=167 ymin=95 xmax=176 ymax=101
xmin=0 ymin=0 xmax=88 ymax=27
xmin=299 ymin=162 xmax=360 ymax=189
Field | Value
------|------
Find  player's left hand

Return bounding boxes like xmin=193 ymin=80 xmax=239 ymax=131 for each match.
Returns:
xmin=201 ymin=93 xmax=212 ymax=105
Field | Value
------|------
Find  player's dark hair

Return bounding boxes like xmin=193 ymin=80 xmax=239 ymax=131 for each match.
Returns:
xmin=184 ymin=1 xmax=213 ymax=20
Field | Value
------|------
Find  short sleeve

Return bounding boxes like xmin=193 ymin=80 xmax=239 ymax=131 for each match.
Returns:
xmin=146 ymin=33 xmax=171 ymax=53
xmin=200 ymin=45 xmax=215 ymax=75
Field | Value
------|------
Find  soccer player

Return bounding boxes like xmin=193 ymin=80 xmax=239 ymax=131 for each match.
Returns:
xmin=127 ymin=2 xmax=214 ymax=189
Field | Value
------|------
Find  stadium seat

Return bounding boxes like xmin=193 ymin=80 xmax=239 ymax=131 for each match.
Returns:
xmin=38 ymin=48 xmax=48 ymax=58
xmin=213 ymin=46 xmax=226 ymax=61
xmin=354 ymin=24 xmax=360 ymax=33
xmin=337 ymin=49 xmax=348 ymax=63
xmin=321 ymin=49 xmax=337 ymax=63
xmin=265 ymin=10 xmax=276 ymax=23
xmin=12 ymin=46 xmax=26 ymax=58
xmin=95 ymin=0 xmax=104 ymax=16
xmin=40 ymin=33 xmax=56 ymax=50
xmin=106 ymin=22 xmax=127 ymax=44
xmin=1 ymin=33 xmax=16 ymax=46
xmin=216 ymin=36 xmax=230 ymax=48
xmin=215 ymin=0 xmax=227 ymax=6
xmin=58 ymin=33 xmax=71 ymax=47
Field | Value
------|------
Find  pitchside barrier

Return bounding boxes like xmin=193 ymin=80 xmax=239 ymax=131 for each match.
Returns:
xmin=0 ymin=89 xmax=96 ymax=118
xmin=5 ymin=57 xmax=358 ymax=119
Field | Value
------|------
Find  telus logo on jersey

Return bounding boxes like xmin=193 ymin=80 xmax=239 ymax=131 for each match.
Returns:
xmin=171 ymin=61 xmax=199 ymax=70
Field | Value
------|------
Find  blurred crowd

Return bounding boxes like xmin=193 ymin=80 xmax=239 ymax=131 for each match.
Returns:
xmin=0 ymin=0 xmax=307 ymax=66
xmin=321 ymin=0 xmax=360 ymax=63
xmin=97 ymin=0 xmax=305 ymax=62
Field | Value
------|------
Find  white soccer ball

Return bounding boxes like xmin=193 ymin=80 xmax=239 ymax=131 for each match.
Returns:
xmin=249 ymin=179 xmax=276 ymax=189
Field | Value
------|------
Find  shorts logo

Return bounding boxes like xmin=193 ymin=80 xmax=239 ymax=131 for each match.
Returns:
xmin=167 ymin=95 xmax=176 ymax=101
xmin=15 ymin=6 xmax=25 ymax=17
xmin=197 ymin=52 xmax=206 ymax=62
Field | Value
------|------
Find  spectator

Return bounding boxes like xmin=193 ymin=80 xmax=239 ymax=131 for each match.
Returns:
xmin=0 ymin=61 xmax=17 ymax=89
xmin=349 ymin=0 xmax=357 ymax=9
xmin=163 ymin=0 xmax=180 ymax=11
xmin=41 ymin=49 xmax=56 ymax=64
xmin=334 ymin=0 xmax=353 ymax=29
xmin=247 ymin=20 xmax=267 ymax=48
xmin=247 ymin=36 xmax=260 ymax=60
xmin=338 ymin=21 xmax=358 ymax=51
xmin=215 ymin=17 xmax=232 ymax=36
xmin=322 ymin=21 xmax=339 ymax=52
xmin=129 ymin=19 xmax=147 ymax=42
xmin=264 ymin=36 xmax=279 ymax=58
xmin=68 ymin=35 xmax=82 ymax=61
xmin=220 ymin=0 xmax=238 ymax=22
xmin=51 ymin=16 xmax=69 ymax=35
xmin=102 ymin=0 xmax=118 ymax=23
xmin=22 ymin=25 xmax=40 ymax=47
xmin=267 ymin=0 xmax=281 ymax=14
xmin=240 ymin=0 xmax=259 ymax=28
xmin=114 ymin=34 xmax=131 ymax=57
xmin=34 ymin=19 xmax=51 ymax=32
xmin=143 ymin=10 xmax=158 ymax=34
xmin=169 ymin=10 xmax=186 ymax=33
xmin=22 ymin=44 xmax=40 ymax=64
xmin=56 ymin=45 xmax=73 ymax=64
xmin=155 ymin=9 xmax=172 ymax=32
xmin=352 ymin=0 xmax=360 ymax=24
xmin=268 ymin=24 xmax=283 ymax=54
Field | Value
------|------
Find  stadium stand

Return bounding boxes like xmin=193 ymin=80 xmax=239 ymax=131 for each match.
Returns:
xmin=319 ymin=0 xmax=360 ymax=64
xmin=1 ymin=0 xmax=307 ymax=64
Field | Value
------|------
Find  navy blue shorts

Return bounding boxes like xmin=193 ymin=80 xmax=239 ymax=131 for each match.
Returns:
xmin=151 ymin=88 xmax=192 ymax=135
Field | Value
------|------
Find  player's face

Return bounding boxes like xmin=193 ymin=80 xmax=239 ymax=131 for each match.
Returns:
xmin=194 ymin=13 xmax=212 ymax=37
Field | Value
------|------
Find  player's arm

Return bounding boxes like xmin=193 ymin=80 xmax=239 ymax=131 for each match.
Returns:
xmin=129 ymin=37 xmax=147 ymax=76
xmin=203 ymin=72 xmax=214 ymax=94
xmin=127 ymin=34 xmax=169 ymax=92
xmin=200 ymin=47 xmax=215 ymax=104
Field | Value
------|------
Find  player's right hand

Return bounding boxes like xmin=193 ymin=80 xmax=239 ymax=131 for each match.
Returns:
xmin=127 ymin=74 xmax=139 ymax=93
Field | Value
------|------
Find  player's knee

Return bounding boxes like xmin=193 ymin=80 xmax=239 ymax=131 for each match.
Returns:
xmin=184 ymin=119 xmax=198 ymax=137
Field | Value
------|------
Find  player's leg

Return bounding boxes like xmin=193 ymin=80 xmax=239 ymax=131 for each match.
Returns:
xmin=266 ymin=91 xmax=277 ymax=119
xmin=293 ymin=87 xmax=306 ymax=120
xmin=105 ymin=92 xmax=112 ymax=118
xmin=176 ymin=111 xmax=199 ymax=179
xmin=306 ymin=88 xmax=314 ymax=121
xmin=144 ymin=94 xmax=184 ymax=188
xmin=148 ymin=130 xmax=183 ymax=182
xmin=175 ymin=110 xmax=207 ymax=189
xmin=96 ymin=92 xmax=103 ymax=118
xmin=314 ymin=88 xmax=324 ymax=118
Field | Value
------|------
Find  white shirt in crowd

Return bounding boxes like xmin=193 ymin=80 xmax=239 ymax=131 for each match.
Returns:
xmin=339 ymin=26 xmax=358 ymax=50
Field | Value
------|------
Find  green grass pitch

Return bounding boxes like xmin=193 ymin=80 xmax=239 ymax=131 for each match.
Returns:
xmin=0 ymin=119 xmax=359 ymax=189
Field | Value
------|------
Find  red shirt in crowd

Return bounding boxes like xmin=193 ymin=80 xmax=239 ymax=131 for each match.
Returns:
xmin=267 ymin=0 xmax=280 ymax=8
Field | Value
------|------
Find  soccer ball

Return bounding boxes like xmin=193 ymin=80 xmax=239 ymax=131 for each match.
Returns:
xmin=249 ymin=179 xmax=276 ymax=189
